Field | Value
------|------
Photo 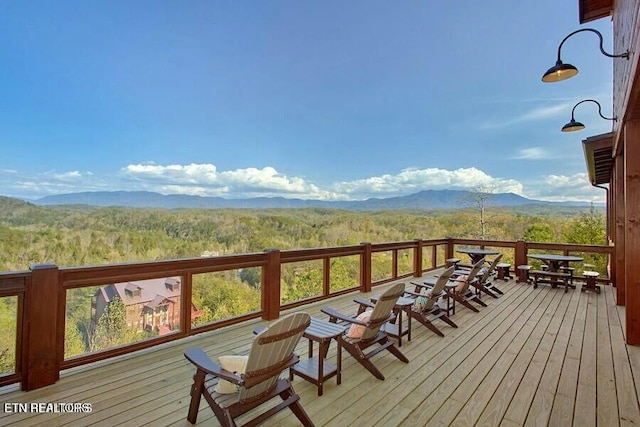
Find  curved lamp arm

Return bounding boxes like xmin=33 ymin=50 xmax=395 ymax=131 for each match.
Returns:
xmin=569 ymin=99 xmax=616 ymax=122
xmin=555 ymin=28 xmax=629 ymax=62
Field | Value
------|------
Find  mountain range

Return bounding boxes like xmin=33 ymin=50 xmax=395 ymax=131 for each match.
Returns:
xmin=29 ymin=190 xmax=596 ymax=211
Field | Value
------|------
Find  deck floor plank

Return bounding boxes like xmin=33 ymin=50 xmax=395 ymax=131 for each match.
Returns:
xmin=606 ymin=285 xmax=640 ymax=426
xmin=458 ymin=287 xmax=559 ymax=426
xmin=595 ymin=287 xmax=619 ymax=427
xmin=547 ymin=283 xmax=589 ymax=427
xmin=573 ymin=291 xmax=598 ymax=427
xmin=400 ymin=282 xmax=539 ymax=426
xmin=483 ymin=289 xmax=570 ymax=426
xmin=523 ymin=283 xmax=582 ymax=427
xmin=0 ymin=274 xmax=638 ymax=427
xmin=502 ymin=286 xmax=573 ymax=425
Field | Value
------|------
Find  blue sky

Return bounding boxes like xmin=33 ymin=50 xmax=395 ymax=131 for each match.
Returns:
xmin=0 ymin=1 xmax=617 ymax=202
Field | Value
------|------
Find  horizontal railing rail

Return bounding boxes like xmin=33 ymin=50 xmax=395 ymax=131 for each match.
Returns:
xmin=0 ymin=238 xmax=614 ymax=391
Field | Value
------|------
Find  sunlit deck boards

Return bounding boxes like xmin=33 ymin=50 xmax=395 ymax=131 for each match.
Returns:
xmin=0 ymin=275 xmax=639 ymax=426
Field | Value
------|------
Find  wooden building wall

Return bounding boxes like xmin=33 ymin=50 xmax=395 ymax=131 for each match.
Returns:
xmin=611 ymin=0 xmax=640 ymax=344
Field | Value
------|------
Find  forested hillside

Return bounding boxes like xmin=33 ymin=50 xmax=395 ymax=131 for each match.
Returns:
xmin=0 ymin=196 xmax=604 ymax=271
xmin=0 ymin=196 xmax=605 ymax=369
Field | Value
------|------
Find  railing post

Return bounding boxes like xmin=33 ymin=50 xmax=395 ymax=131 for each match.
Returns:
xmin=263 ymin=249 xmax=281 ymax=321
xmin=515 ymin=240 xmax=527 ymax=281
xmin=446 ymin=237 xmax=454 ymax=261
xmin=24 ymin=264 xmax=60 ymax=391
xmin=413 ymin=239 xmax=423 ymax=277
xmin=360 ymin=242 xmax=372 ymax=292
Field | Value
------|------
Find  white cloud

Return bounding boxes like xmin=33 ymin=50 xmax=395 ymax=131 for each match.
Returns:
xmin=121 ymin=163 xmax=343 ymax=200
xmin=332 ymin=167 xmax=524 ymax=198
xmin=1 ymin=163 xmax=605 ymax=204
xmin=479 ymin=101 xmax=575 ymax=130
xmin=0 ymin=169 xmax=106 ymax=199
xmin=510 ymin=147 xmax=551 ymax=160
xmin=53 ymin=171 xmax=83 ymax=180
xmin=524 ymin=173 xmax=605 ymax=202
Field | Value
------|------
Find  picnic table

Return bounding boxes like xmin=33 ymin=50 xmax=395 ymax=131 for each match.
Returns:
xmin=456 ymin=247 xmax=500 ymax=264
xmin=527 ymin=253 xmax=583 ymax=291
xmin=527 ymin=253 xmax=583 ymax=272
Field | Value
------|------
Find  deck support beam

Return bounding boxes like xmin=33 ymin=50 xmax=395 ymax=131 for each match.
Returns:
xmin=624 ymin=119 xmax=640 ymax=344
xmin=615 ymin=151 xmax=626 ymax=304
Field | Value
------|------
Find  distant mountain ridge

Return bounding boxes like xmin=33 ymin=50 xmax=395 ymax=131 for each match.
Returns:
xmin=30 ymin=190 xmax=595 ymax=210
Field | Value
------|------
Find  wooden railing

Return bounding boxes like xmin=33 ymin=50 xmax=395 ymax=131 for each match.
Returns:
xmin=0 ymin=238 xmax=613 ymax=391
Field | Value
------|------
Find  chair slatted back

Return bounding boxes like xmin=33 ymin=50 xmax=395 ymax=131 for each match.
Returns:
xmin=420 ymin=266 xmax=456 ymax=311
xmin=360 ymin=282 xmax=405 ymax=341
xmin=239 ymin=312 xmax=310 ymax=402
xmin=477 ymin=254 xmax=503 ymax=284
xmin=456 ymin=260 xmax=484 ymax=294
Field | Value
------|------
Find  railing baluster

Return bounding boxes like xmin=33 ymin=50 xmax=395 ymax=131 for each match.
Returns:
xmin=323 ymin=257 xmax=330 ymax=296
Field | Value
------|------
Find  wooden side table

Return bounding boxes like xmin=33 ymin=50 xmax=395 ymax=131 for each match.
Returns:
xmin=253 ymin=318 xmax=344 ymax=396
xmin=288 ymin=318 xmax=345 ymax=396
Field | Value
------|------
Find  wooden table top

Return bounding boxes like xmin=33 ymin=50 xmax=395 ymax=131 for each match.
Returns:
xmin=527 ymin=254 xmax=584 ymax=262
xmin=457 ymin=248 xmax=500 ymax=256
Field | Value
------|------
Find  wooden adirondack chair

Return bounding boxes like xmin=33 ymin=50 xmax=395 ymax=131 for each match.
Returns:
xmin=470 ymin=254 xmax=504 ymax=298
xmin=445 ymin=260 xmax=487 ymax=314
xmin=405 ymin=265 xmax=458 ymax=336
xmin=184 ymin=312 xmax=314 ymax=427
xmin=321 ymin=282 xmax=409 ymax=380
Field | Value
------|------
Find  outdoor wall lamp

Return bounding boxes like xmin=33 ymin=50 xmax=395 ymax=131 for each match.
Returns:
xmin=561 ymin=99 xmax=616 ymax=132
xmin=541 ymin=28 xmax=630 ymax=83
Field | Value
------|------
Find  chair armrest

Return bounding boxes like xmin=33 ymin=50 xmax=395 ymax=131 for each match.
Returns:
xmin=322 ymin=307 xmax=367 ymax=326
xmin=403 ymin=290 xmax=421 ymax=298
xmin=410 ymin=281 xmax=434 ymax=293
xmin=353 ymin=298 xmax=375 ymax=314
xmin=184 ymin=348 xmax=243 ymax=384
xmin=322 ymin=306 xmax=396 ymax=327
xmin=433 ymin=290 xmax=446 ymax=299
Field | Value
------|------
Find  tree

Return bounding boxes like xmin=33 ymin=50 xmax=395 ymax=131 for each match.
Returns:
xmin=89 ymin=297 xmax=137 ymax=351
xmin=64 ymin=321 xmax=87 ymax=359
xmin=564 ymin=204 xmax=606 ymax=245
xmin=239 ymin=267 xmax=262 ymax=289
xmin=523 ymin=223 xmax=556 ymax=242
xmin=460 ymin=184 xmax=497 ymax=240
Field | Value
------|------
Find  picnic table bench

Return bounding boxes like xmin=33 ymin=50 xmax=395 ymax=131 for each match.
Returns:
xmin=530 ymin=269 xmax=572 ymax=293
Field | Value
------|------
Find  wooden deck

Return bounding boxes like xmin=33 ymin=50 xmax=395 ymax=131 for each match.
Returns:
xmin=1 ymin=273 xmax=639 ymax=426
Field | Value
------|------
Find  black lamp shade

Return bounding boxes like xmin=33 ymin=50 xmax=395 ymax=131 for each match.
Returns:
xmin=542 ymin=61 xmax=579 ymax=83
xmin=561 ymin=119 xmax=586 ymax=132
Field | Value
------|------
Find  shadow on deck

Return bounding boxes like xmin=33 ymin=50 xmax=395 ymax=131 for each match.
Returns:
xmin=0 ymin=272 xmax=639 ymax=426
